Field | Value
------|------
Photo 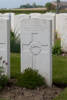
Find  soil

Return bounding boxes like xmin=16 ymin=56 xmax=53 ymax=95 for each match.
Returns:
xmin=0 ymin=85 xmax=63 ymax=100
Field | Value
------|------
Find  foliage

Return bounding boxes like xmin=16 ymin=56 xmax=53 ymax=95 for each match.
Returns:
xmin=20 ymin=2 xmax=44 ymax=8
xmin=45 ymin=2 xmax=55 ymax=11
xmin=10 ymin=31 xmax=20 ymax=53
xmin=20 ymin=3 xmax=33 ymax=8
xmin=0 ymin=67 xmax=8 ymax=90
xmin=16 ymin=68 xmax=45 ymax=89
xmin=0 ymin=9 xmax=47 ymax=14
xmin=52 ymin=45 xmax=62 ymax=55
xmin=52 ymin=39 xmax=62 ymax=55
xmin=0 ymin=75 xmax=8 ymax=89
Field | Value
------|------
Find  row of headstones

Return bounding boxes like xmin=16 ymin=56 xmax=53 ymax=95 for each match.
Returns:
xmin=13 ymin=13 xmax=56 ymax=47
xmin=0 ymin=13 xmax=53 ymax=87
xmin=1 ymin=12 xmax=67 ymax=87
xmin=1 ymin=13 xmax=67 ymax=52
xmin=0 ymin=13 xmax=56 ymax=47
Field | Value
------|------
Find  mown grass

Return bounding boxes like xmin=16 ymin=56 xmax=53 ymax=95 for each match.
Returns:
xmin=9 ymin=37 xmax=67 ymax=99
xmin=10 ymin=53 xmax=67 ymax=85
xmin=10 ymin=53 xmax=67 ymax=99
xmin=0 ymin=9 xmax=47 ymax=14
xmin=53 ymin=88 xmax=67 ymax=100
xmin=0 ymin=99 xmax=9 ymax=100
xmin=53 ymin=55 xmax=67 ymax=84
xmin=10 ymin=53 xmax=20 ymax=78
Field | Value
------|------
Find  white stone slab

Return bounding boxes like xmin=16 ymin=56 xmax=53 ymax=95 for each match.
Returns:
xmin=29 ymin=13 xmax=41 ymax=18
xmin=14 ymin=14 xmax=29 ymax=36
xmin=10 ymin=13 xmax=15 ymax=32
xmin=60 ymin=14 xmax=67 ymax=52
xmin=21 ymin=18 xmax=52 ymax=87
xmin=0 ymin=18 xmax=10 ymax=77
xmin=41 ymin=13 xmax=56 ymax=46
xmin=56 ymin=13 xmax=65 ymax=38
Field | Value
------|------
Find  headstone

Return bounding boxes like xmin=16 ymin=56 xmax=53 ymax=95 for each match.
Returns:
xmin=0 ymin=18 xmax=10 ymax=77
xmin=21 ymin=17 xmax=52 ymax=87
xmin=60 ymin=14 xmax=67 ymax=52
xmin=10 ymin=13 xmax=15 ymax=32
xmin=56 ymin=13 xmax=64 ymax=38
xmin=0 ymin=13 xmax=11 ymax=20
xmin=30 ymin=13 xmax=56 ymax=46
xmin=29 ymin=13 xmax=41 ymax=18
xmin=41 ymin=13 xmax=56 ymax=46
xmin=14 ymin=14 xmax=29 ymax=37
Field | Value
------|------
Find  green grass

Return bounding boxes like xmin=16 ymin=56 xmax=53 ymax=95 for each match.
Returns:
xmin=10 ymin=53 xmax=67 ymax=84
xmin=53 ymin=55 xmax=67 ymax=84
xmin=9 ymin=52 xmax=67 ymax=99
xmin=0 ymin=9 xmax=47 ymax=14
xmin=10 ymin=53 xmax=20 ymax=78
xmin=53 ymin=88 xmax=67 ymax=100
xmin=0 ymin=99 xmax=8 ymax=100
xmin=55 ymin=39 xmax=61 ymax=47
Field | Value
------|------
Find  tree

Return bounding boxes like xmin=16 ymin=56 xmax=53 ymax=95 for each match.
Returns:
xmin=32 ymin=2 xmax=37 ymax=8
xmin=45 ymin=2 xmax=55 ymax=10
xmin=20 ymin=3 xmax=33 ymax=8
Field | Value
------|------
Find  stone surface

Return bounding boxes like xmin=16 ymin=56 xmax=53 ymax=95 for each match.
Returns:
xmin=14 ymin=14 xmax=29 ymax=36
xmin=21 ymin=17 xmax=52 ymax=86
xmin=41 ymin=13 xmax=56 ymax=46
xmin=60 ymin=14 xmax=67 ymax=52
xmin=0 ymin=17 xmax=10 ymax=77
xmin=30 ymin=13 xmax=56 ymax=46
xmin=56 ymin=13 xmax=64 ymax=38
xmin=56 ymin=13 xmax=67 ymax=52
xmin=10 ymin=13 xmax=15 ymax=32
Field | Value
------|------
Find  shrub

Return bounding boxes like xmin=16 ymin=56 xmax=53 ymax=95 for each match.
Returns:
xmin=0 ymin=67 xmax=8 ymax=90
xmin=16 ymin=68 xmax=45 ymax=89
xmin=52 ymin=39 xmax=62 ymax=55
xmin=52 ymin=46 xmax=62 ymax=55
xmin=10 ymin=31 xmax=20 ymax=53
xmin=0 ymin=75 xmax=8 ymax=89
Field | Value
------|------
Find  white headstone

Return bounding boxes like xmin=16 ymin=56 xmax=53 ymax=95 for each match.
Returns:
xmin=0 ymin=13 xmax=11 ymax=21
xmin=0 ymin=18 xmax=10 ymax=77
xmin=29 ymin=13 xmax=41 ymax=18
xmin=60 ymin=14 xmax=67 ymax=52
xmin=10 ymin=13 xmax=15 ymax=32
xmin=56 ymin=13 xmax=64 ymax=38
xmin=14 ymin=14 xmax=29 ymax=36
xmin=21 ymin=17 xmax=52 ymax=87
xmin=41 ymin=13 xmax=56 ymax=46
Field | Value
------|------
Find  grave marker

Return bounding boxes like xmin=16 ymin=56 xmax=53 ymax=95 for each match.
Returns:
xmin=0 ymin=18 xmax=10 ymax=77
xmin=21 ymin=17 xmax=52 ymax=87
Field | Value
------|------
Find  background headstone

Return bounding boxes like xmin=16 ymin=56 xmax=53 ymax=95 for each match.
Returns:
xmin=0 ymin=18 xmax=10 ymax=77
xmin=41 ymin=13 xmax=56 ymax=46
xmin=60 ymin=14 xmax=67 ymax=52
xmin=14 ymin=14 xmax=29 ymax=37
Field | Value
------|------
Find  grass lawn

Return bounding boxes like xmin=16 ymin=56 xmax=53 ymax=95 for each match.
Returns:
xmin=53 ymin=88 xmax=67 ymax=100
xmin=10 ymin=53 xmax=67 ymax=99
xmin=53 ymin=55 xmax=67 ymax=84
xmin=10 ymin=53 xmax=67 ymax=84
xmin=10 ymin=53 xmax=20 ymax=78
xmin=0 ymin=99 xmax=8 ymax=100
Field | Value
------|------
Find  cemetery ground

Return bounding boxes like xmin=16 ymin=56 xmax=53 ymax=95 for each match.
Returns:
xmin=0 ymin=37 xmax=67 ymax=100
xmin=0 ymin=52 xmax=67 ymax=99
